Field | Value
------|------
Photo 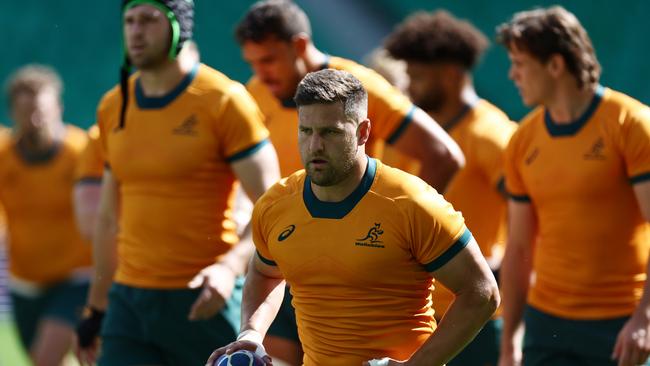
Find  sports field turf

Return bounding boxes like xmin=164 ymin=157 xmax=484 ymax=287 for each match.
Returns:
xmin=0 ymin=316 xmax=29 ymax=366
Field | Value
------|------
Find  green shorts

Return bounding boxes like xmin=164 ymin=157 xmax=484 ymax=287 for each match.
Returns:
xmin=267 ymin=287 xmax=300 ymax=343
xmin=448 ymin=318 xmax=502 ymax=366
xmin=523 ymin=305 xmax=650 ymax=366
xmin=98 ymin=279 xmax=243 ymax=366
xmin=10 ymin=279 xmax=88 ymax=349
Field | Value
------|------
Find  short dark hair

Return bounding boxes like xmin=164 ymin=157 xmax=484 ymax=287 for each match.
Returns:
xmin=5 ymin=64 xmax=63 ymax=107
xmin=385 ymin=10 xmax=489 ymax=70
xmin=235 ymin=0 xmax=311 ymax=44
xmin=496 ymin=6 xmax=601 ymax=89
xmin=294 ymin=69 xmax=368 ymax=122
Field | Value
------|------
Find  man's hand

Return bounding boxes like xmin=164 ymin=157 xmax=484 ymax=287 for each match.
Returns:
xmin=206 ymin=330 xmax=273 ymax=366
xmin=612 ymin=310 xmax=650 ymax=366
xmin=188 ymin=262 xmax=237 ymax=320
xmin=74 ymin=306 xmax=105 ymax=366
xmin=363 ymin=357 xmax=402 ymax=366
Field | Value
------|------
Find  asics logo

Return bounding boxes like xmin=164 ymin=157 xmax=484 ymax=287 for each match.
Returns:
xmin=278 ymin=225 xmax=296 ymax=242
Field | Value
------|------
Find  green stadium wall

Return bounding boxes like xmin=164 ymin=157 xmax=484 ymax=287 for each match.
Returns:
xmin=2 ymin=1 xmax=649 ymax=128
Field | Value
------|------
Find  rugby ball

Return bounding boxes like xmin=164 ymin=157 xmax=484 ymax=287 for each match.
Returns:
xmin=215 ymin=350 xmax=265 ymax=366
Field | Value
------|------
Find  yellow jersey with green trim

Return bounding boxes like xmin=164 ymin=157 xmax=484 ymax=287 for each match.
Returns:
xmin=0 ymin=125 xmax=91 ymax=284
xmin=75 ymin=124 xmax=104 ymax=182
xmin=97 ymin=63 xmax=269 ymax=288
xmin=432 ymin=100 xmax=517 ymax=316
xmin=247 ymin=56 xmax=415 ymax=177
xmin=253 ymin=158 xmax=470 ymax=365
xmin=505 ymin=86 xmax=650 ymax=319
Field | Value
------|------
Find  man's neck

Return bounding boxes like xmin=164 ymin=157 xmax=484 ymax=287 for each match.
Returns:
xmin=546 ymin=81 xmax=597 ymax=124
xmin=429 ymin=85 xmax=477 ymax=129
xmin=311 ymin=154 xmax=368 ymax=203
xmin=17 ymin=122 xmax=65 ymax=153
xmin=303 ymin=45 xmax=328 ymax=74
xmin=138 ymin=59 xmax=194 ymax=97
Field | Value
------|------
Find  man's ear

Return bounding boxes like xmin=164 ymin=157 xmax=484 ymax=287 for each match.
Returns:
xmin=291 ymin=33 xmax=310 ymax=58
xmin=357 ymin=119 xmax=371 ymax=145
xmin=547 ymin=53 xmax=565 ymax=79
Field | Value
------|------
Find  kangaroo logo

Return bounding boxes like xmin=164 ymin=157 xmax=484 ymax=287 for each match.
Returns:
xmin=278 ymin=225 xmax=296 ymax=242
xmin=355 ymin=223 xmax=385 ymax=248
xmin=584 ymin=137 xmax=606 ymax=160
xmin=172 ymin=115 xmax=198 ymax=136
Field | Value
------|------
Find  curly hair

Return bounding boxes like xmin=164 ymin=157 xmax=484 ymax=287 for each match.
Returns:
xmin=385 ymin=10 xmax=489 ymax=70
xmin=496 ymin=6 xmax=601 ymax=89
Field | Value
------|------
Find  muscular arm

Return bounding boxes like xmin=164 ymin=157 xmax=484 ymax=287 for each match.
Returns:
xmin=391 ymin=107 xmax=464 ymax=192
xmin=239 ymin=255 xmax=286 ymax=342
xmin=499 ymin=200 xmax=537 ymax=363
xmin=224 ymin=142 xmax=280 ymax=275
xmin=86 ymin=170 xmax=119 ymax=310
xmin=188 ymin=143 xmax=280 ymax=320
xmin=406 ymin=238 xmax=500 ymax=365
xmin=73 ymin=181 xmax=102 ymax=242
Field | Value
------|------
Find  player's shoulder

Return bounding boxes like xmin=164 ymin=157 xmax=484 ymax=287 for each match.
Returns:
xmin=374 ymin=160 xmax=453 ymax=216
xmin=86 ymin=124 xmax=100 ymax=140
xmin=0 ymin=125 xmax=12 ymax=156
xmin=63 ymin=124 xmax=89 ymax=152
xmin=374 ymin=160 xmax=438 ymax=201
xmin=245 ymin=76 xmax=267 ymax=97
xmin=244 ymin=75 xmax=278 ymax=111
xmin=255 ymin=170 xmax=306 ymax=214
xmin=97 ymin=82 xmax=125 ymax=114
xmin=190 ymin=64 xmax=249 ymax=99
xmin=329 ymin=56 xmax=394 ymax=91
xmin=466 ymin=100 xmax=517 ymax=137
xmin=599 ymin=87 xmax=650 ymax=126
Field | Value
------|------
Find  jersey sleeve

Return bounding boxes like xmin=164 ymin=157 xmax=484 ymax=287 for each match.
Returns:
xmin=622 ymin=106 xmax=650 ymax=184
xmin=252 ymin=196 xmax=276 ymax=266
xmin=503 ymin=128 xmax=530 ymax=202
xmin=96 ymin=89 xmax=119 ymax=170
xmin=356 ymin=69 xmax=415 ymax=144
xmin=406 ymin=184 xmax=471 ymax=272
xmin=75 ymin=124 xmax=105 ymax=182
xmin=216 ymin=83 xmax=270 ymax=163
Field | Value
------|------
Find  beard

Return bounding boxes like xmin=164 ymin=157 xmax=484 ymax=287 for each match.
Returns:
xmin=307 ymin=156 xmax=356 ymax=187
xmin=304 ymin=136 xmax=358 ymax=187
xmin=413 ymin=89 xmax=446 ymax=113
xmin=128 ymin=46 xmax=170 ymax=70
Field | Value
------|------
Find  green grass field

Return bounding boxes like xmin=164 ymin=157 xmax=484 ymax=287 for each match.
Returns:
xmin=0 ymin=316 xmax=80 ymax=366
xmin=0 ymin=316 xmax=30 ymax=366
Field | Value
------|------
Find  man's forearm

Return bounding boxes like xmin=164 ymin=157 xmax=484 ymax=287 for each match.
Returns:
xmin=499 ymin=244 xmax=532 ymax=354
xmin=220 ymin=223 xmax=255 ymax=276
xmin=88 ymin=217 xmax=117 ymax=309
xmin=407 ymin=285 xmax=499 ymax=366
xmin=240 ymin=262 xmax=286 ymax=338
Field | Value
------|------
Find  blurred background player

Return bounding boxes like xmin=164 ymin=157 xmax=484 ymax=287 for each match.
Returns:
xmin=234 ymin=2 xmax=464 ymax=363
xmin=385 ymin=10 xmax=517 ymax=366
xmin=0 ymin=64 xmax=91 ymax=366
xmin=73 ymin=123 xmax=103 ymax=242
xmin=364 ymin=48 xmax=422 ymax=176
xmin=235 ymin=0 xmax=464 ymax=188
xmin=364 ymin=48 xmax=409 ymax=95
xmin=75 ymin=1 xmax=280 ymax=365
xmin=497 ymin=6 xmax=650 ymax=366
xmin=208 ymin=68 xmax=499 ymax=366
xmin=72 ymin=40 xmax=201 ymax=242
